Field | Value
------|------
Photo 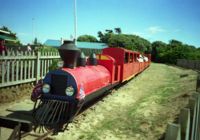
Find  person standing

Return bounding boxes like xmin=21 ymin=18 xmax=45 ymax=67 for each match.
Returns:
xmin=0 ymin=39 xmax=7 ymax=55
xmin=27 ymin=43 xmax=32 ymax=52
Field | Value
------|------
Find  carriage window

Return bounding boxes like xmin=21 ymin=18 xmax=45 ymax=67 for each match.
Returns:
xmin=134 ymin=54 xmax=137 ymax=62
xmin=130 ymin=54 xmax=133 ymax=63
xmin=124 ymin=53 xmax=129 ymax=63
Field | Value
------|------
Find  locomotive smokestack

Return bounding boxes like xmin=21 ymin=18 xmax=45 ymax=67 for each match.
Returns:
xmin=58 ymin=40 xmax=81 ymax=68
xmin=77 ymin=52 xmax=86 ymax=67
xmin=89 ymin=53 xmax=97 ymax=65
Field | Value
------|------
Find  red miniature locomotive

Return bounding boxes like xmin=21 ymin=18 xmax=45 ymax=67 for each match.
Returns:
xmin=32 ymin=41 xmax=151 ymax=132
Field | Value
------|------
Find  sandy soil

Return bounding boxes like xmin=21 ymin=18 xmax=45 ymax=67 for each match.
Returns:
xmin=0 ymin=83 xmax=33 ymax=104
xmin=0 ymin=63 xmax=198 ymax=140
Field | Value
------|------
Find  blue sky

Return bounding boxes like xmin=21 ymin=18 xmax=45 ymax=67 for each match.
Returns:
xmin=0 ymin=0 xmax=200 ymax=47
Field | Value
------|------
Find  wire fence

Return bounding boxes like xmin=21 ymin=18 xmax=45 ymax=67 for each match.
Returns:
xmin=177 ymin=59 xmax=200 ymax=71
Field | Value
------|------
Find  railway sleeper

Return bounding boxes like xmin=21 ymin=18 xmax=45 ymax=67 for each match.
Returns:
xmin=0 ymin=116 xmax=33 ymax=140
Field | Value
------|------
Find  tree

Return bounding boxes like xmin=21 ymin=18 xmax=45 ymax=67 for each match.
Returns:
xmin=151 ymin=41 xmax=168 ymax=62
xmin=152 ymin=41 xmax=167 ymax=48
xmin=107 ymin=34 xmax=151 ymax=52
xmin=169 ymin=39 xmax=182 ymax=48
xmin=114 ymin=28 xmax=122 ymax=34
xmin=151 ymin=39 xmax=200 ymax=64
xmin=108 ymin=34 xmax=131 ymax=48
xmin=151 ymin=46 xmax=158 ymax=62
xmin=77 ymin=35 xmax=98 ymax=42
xmin=34 ymin=38 xmax=38 ymax=45
xmin=96 ymin=27 xmax=200 ymax=63
xmin=97 ymin=30 xmax=113 ymax=43
xmin=98 ymin=31 xmax=104 ymax=40
xmin=105 ymin=29 xmax=113 ymax=34
xmin=1 ymin=26 xmax=9 ymax=32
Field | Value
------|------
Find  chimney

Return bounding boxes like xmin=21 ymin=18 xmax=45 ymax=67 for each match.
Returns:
xmin=88 ymin=53 xmax=97 ymax=65
xmin=58 ymin=40 xmax=81 ymax=68
xmin=77 ymin=52 xmax=86 ymax=67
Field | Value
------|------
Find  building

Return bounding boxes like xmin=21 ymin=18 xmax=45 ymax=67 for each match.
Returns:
xmin=0 ymin=29 xmax=17 ymax=42
xmin=44 ymin=39 xmax=108 ymax=49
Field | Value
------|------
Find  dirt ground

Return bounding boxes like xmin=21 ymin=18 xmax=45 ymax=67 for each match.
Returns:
xmin=0 ymin=83 xmax=33 ymax=104
xmin=0 ymin=63 xmax=198 ymax=140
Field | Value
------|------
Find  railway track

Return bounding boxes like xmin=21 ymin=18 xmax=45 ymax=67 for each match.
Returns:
xmin=0 ymin=85 xmax=119 ymax=140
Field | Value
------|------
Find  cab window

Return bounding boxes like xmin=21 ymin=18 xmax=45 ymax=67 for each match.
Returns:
xmin=130 ymin=53 xmax=133 ymax=63
xmin=134 ymin=54 xmax=137 ymax=62
xmin=124 ymin=53 xmax=129 ymax=63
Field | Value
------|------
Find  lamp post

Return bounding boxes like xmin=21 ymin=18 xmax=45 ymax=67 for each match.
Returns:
xmin=32 ymin=18 xmax=35 ymax=44
xmin=74 ymin=0 xmax=77 ymax=45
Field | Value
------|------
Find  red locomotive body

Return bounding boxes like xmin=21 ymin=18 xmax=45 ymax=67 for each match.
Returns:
xmin=62 ymin=65 xmax=111 ymax=99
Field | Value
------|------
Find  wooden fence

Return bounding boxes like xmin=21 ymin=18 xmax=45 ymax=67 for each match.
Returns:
xmin=165 ymin=76 xmax=200 ymax=140
xmin=177 ymin=59 xmax=200 ymax=71
xmin=0 ymin=51 xmax=60 ymax=88
xmin=0 ymin=49 xmax=102 ymax=88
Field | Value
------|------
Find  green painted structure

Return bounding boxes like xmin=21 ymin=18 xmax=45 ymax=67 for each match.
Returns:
xmin=44 ymin=39 xmax=108 ymax=49
xmin=0 ymin=29 xmax=17 ymax=42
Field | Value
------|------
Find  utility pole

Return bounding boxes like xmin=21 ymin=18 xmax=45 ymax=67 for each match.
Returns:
xmin=32 ymin=18 xmax=35 ymax=44
xmin=74 ymin=0 xmax=77 ymax=45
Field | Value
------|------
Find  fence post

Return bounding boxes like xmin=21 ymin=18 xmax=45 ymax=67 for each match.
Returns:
xmin=198 ymin=94 xmax=200 ymax=140
xmin=196 ymin=73 xmax=200 ymax=92
xmin=188 ymin=98 xmax=197 ymax=140
xmin=36 ymin=51 xmax=41 ymax=83
xmin=179 ymin=108 xmax=190 ymax=140
xmin=165 ymin=123 xmax=181 ymax=140
xmin=192 ymin=93 xmax=200 ymax=140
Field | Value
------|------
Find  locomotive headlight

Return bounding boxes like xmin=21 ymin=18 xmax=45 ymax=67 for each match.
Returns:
xmin=65 ymin=86 xmax=74 ymax=96
xmin=42 ymin=84 xmax=50 ymax=93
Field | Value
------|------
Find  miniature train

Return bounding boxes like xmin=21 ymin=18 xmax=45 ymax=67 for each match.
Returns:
xmin=31 ymin=41 xmax=151 ymax=132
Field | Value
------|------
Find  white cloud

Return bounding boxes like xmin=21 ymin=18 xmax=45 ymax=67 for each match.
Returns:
xmin=132 ymin=31 xmax=153 ymax=38
xmin=132 ymin=32 xmax=145 ymax=36
xmin=147 ymin=26 xmax=166 ymax=34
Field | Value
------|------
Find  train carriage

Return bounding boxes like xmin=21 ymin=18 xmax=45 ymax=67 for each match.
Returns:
xmin=102 ymin=47 xmax=150 ymax=82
